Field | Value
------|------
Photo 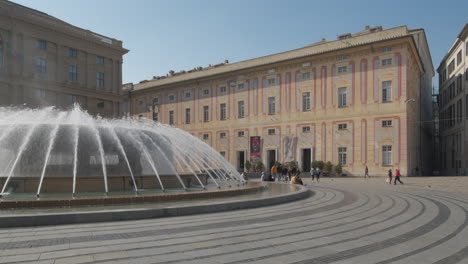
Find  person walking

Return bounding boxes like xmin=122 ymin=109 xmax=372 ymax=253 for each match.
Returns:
xmin=315 ymin=167 xmax=321 ymax=182
xmin=387 ymin=169 xmax=393 ymax=184
xmin=282 ymin=166 xmax=288 ymax=182
xmin=394 ymin=169 xmax=404 ymax=185
xmin=365 ymin=166 xmax=369 ymax=179
xmin=310 ymin=167 xmax=315 ymax=182
xmin=270 ymin=164 xmax=276 ymax=181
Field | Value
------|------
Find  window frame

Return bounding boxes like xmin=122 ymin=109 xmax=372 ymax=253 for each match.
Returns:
xmin=203 ymin=105 xmax=209 ymax=122
xmin=267 ymin=128 xmax=276 ymax=135
xmin=68 ymin=65 xmax=77 ymax=81
xmin=37 ymin=40 xmax=47 ymax=50
xmin=382 ymin=58 xmax=392 ymax=66
xmin=338 ymin=147 xmax=347 ymax=166
xmin=96 ymin=72 xmax=105 ymax=88
xmin=96 ymin=56 xmax=105 ymax=65
xmin=382 ymin=120 xmax=393 ymax=127
xmin=169 ymin=110 xmax=174 ymax=125
xmin=302 ymin=126 xmax=311 ymax=133
xmin=337 ymin=66 xmax=347 ymax=73
xmin=382 ymin=145 xmax=392 ymax=166
xmin=338 ymin=87 xmax=347 ymax=107
xmin=185 ymin=108 xmax=191 ymax=124
xmin=36 ymin=58 xmax=47 ymax=74
xmin=302 ymin=92 xmax=311 ymax=111
xmin=220 ymin=103 xmax=226 ymax=121
xmin=382 ymin=80 xmax=392 ymax=102
xmin=220 ymin=132 xmax=227 ymax=139
xmin=238 ymin=131 xmax=245 ymax=137
xmin=338 ymin=123 xmax=347 ymax=130
xmin=238 ymin=100 xmax=245 ymax=118
xmin=68 ymin=48 xmax=77 ymax=58
xmin=268 ymin=96 xmax=275 ymax=115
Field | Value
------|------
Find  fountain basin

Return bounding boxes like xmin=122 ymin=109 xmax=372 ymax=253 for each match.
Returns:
xmin=0 ymin=182 xmax=311 ymax=228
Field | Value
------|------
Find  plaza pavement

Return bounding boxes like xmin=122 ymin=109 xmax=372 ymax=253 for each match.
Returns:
xmin=1 ymin=176 xmax=468 ymax=263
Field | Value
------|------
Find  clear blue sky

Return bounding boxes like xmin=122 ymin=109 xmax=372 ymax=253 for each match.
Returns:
xmin=11 ymin=0 xmax=468 ymax=87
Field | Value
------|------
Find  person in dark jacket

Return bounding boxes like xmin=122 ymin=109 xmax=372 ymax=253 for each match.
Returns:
xmin=388 ymin=169 xmax=393 ymax=184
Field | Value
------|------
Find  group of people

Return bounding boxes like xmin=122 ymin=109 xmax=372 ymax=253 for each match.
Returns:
xmin=387 ymin=168 xmax=404 ymax=185
xmin=269 ymin=163 xmax=299 ymax=182
xmin=309 ymin=167 xmax=321 ymax=182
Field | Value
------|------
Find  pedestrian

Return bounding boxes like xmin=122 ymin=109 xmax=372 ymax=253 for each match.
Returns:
xmin=282 ymin=166 xmax=288 ymax=182
xmin=394 ymin=169 xmax=403 ymax=185
xmin=261 ymin=172 xmax=265 ymax=181
xmin=315 ymin=167 xmax=321 ymax=182
xmin=270 ymin=164 xmax=276 ymax=181
xmin=277 ymin=164 xmax=282 ymax=181
xmin=387 ymin=169 xmax=393 ymax=184
xmin=310 ymin=167 xmax=315 ymax=182
xmin=365 ymin=166 xmax=369 ymax=178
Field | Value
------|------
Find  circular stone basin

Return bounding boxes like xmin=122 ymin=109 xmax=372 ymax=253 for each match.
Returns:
xmin=0 ymin=182 xmax=310 ymax=227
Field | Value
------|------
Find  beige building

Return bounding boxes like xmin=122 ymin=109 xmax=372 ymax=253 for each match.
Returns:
xmin=0 ymin=0 xmax=128 ymax=117
xmin=130 ymin=25 xmax=434 ymax=176
xmin=438 ymin=24 xmax=468 ymax=175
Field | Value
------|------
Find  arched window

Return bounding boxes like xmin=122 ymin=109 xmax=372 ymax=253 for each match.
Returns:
xmin=0 ymin=35 xmax=3 ymax=67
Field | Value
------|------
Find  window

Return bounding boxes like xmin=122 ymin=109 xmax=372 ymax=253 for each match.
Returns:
xmin=71 ymin=95 xmax=78 ymax=104
xmin=220 ymin=151 xmax=226 ymax=158
xmin=169 ymin=111 xmax=174 ymax=125
xmin=382 ymin=120 xmax=393 ymax=127
xmin=457 ymin=50 xmax=462 ymax=65
xmin=382 ymin=47 xmax=392 ymax=52
xmin=96 ymin=72 xmax=105 ymax=88
xmin=185 ymin=108 xmax=191 ymax=124
xmin=68 ymin=48 xmax=77 ymax=58
xmin=338 ymin=147 xmax=347 ymax=166
xmin=382 ymin=145 xmax=392 ymax=166
xmin=37 ymin=40 xmax=47 ymax=50
xmin=268 ymin=97 xmax=275 ymax=115
xmin=338 ymin=66 xmax=347 ymax=73
xmin=237 ymin=83 xmax=244 ymax=90
xmin=36 ymin=89 xmax=46 ymax=98
xmin=338 ymin=87 xmax=347 ymax=107
xmin=68 ymin=66 xmax=77 ymax=81
xmin=97 ymin=101 xmax=104 ymax=108
xmin=268 ymin=129 xmax=276 ymax=135
xmin=302 ymin=92 xmax=311 ymax=111
xmin=36 ymin=58 xmax=46 ymax=74
xmin=338 ymin=123 xmax=347 ymax=130
xmin=337 ymin=55 xmax=348 ymax=61
xmin=220 ymin=132 xmax=226 ymax=138
xmin=302 ymin=72 xmax=311 ymax=80
xmin=152 ymin=97 xmax=159 ymax=105
xmin=220 ymin=103 xmax=226 ymax=120
xmin=382 ymin=81 xmax=392 ymax=102
xmin=203 ymin=134 xmax=209 ymax=140
xmin=382 ymin=58 xmax=392 ymax=66
xmin=203 ymin=89 xmax=209 ymax=95
xmin=153 ymin=112 xmax=158 ymax=122
xmin=169 ymin=95 xmax=175 ymax=102
xmin=457 ymin=75 xmax=462 ymax=93
xmin=267 ymin=78 xmax=275 ymax=86
xmin=448 ymin=60 xmax=455 ymax=76
xmin=302 ymin=126 xmax=311 ymax=133
xmin=203 ymin=106 xmax=209 ymax=122
xmin=96 ymin=56 xmax=104 ymax=64
xmin=466 ymin=95 xmax=468 ymax=119
xmin=220 ymin=86 xmax=227 ymax=93
xmin=185 ymin=92 xmax=191 ymax=98
xmin=238 ymin=131 xmax=245 ymax=137
xmin=457 ymin=99 xmax=462 ymax=123
xmin=238 ymin=101 xmax=245 ymax=118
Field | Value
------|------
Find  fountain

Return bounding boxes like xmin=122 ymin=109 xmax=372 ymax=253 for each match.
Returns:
xmin=0 ymin=105 xmax=244 ymax=200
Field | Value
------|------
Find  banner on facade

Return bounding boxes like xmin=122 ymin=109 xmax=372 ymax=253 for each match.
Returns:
xmin=283 ymin=135 xmax=296 ymax=162
xmin=250 ymin=136 xmax=261 ymax=162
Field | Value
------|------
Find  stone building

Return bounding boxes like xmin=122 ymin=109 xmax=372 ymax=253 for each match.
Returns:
xmin=0 ymin=0 xmax=128 ymax=117
xmin=438 ymin=24 xmax=468 ymax=176
xmin=130 ymin=25 xmax=434 ymax=176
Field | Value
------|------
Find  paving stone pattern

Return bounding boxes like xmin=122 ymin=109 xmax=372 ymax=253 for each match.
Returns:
xmin=1 ymin=177 xmax=468 ymax=263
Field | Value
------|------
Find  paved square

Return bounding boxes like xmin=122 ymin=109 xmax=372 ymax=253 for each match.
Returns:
xmin=1 ymin=177 xmax=468 ymax=264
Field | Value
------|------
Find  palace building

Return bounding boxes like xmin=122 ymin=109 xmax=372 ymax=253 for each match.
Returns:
xmin=130 ymin=25 xmax=434 ymax=176
xmin=0 ymin=0 xmax=129 ymax=117
xmin=438 ymin=24 xmax=468 ymax=176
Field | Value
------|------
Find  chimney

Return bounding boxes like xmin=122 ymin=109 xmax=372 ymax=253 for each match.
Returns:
xmin=224 ymin=59 xmax=229 ymax=64
xmin=365 ymin=25 xmax=370 ymax=30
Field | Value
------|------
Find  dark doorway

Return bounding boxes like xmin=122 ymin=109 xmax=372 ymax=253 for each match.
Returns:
xmin=302 ymin=148 xmax=311 ymax=172
xmin=237 ymin=151 xmax=245 ymax=172
xmin=267 ymin=149 xmax=276 ymax=172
